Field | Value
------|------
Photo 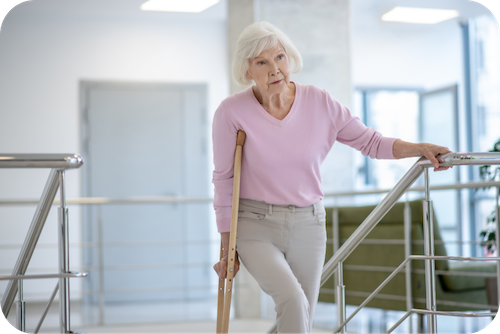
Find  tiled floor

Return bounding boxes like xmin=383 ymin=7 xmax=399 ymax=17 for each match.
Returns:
xmin=4 ymin=300 xmax=494 ymax=333
xmin=80 ymin=319 xmax=331 ymax=333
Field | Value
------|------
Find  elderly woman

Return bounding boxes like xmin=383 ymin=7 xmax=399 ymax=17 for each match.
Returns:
xmin=212 ymin=22 xmax=449 ymax=333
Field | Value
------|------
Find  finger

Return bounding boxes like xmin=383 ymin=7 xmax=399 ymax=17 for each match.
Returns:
xmin=216 ymin=260 xmax=227 ymax=279
xmin=214 ymin=263 xmax=222 ymax=279
xmin=215 ymin=263 xmax=222 ymax=279
xmin=434 ymin=166 xmax=452 ymax=172
xmin=428 ymin=155 xmax=440 ymax=169
xmin=221 ymin=261 xmax=227 ymax=279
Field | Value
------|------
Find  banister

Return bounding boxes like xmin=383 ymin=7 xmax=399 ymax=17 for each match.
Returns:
xmin=0 ymin=153 xmax=84 ymax=333
xmin=1 ymin=169 xmax=61 ymax=317
xmin=1 ymin=180 xmax=500 ymax=206
xmin=321 ymin=158 xmax=425 ymax=286
xmin=268 ymin=152 xmax=500 ymax=333
xmin=321 ymin=152 xmax=500 ymax=287
xmin=0 ymin=154 xmax=83 ymax=169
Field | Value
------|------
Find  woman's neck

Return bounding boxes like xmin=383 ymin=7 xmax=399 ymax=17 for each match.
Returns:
xmin=253 ymin=82 xmax=295 ymax=111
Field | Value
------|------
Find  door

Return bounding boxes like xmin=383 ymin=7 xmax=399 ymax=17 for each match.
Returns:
xmin=80 ymin=82 xmax=210 ymax=323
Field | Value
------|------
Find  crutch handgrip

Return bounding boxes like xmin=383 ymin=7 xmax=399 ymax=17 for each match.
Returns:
xmin=236 ymin=131 xmax=246 ymax=146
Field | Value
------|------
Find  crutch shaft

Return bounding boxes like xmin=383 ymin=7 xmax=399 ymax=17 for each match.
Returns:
xmin=216 ymin=130 xmax=246 ymax=334
xmin=216 ymin=241 xmax=225 ymax=333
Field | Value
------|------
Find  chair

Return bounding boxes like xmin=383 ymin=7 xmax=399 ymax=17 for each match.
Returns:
xmin=318 ymin=199 xmax=498 ymax=312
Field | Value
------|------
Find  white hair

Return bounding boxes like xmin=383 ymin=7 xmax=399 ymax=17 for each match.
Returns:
xmin=232 ymin=21 xmax=303 ymax=85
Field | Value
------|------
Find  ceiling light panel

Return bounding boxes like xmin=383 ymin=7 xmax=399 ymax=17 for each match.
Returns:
xmin=382 ymin=7 xmax=460 ymax=24
xmin=141 ymin=0 xmax=220 ymax=13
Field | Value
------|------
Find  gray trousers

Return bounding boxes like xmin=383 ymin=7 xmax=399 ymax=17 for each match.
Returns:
xmin=236 ymin=198 xmax=327 ymax=333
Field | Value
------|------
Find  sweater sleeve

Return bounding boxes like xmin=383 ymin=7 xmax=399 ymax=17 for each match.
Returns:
xmin=327 ymin=92 xmax=397 ymax=159
xmin=212 ymin=103 xmax=238 ymax=233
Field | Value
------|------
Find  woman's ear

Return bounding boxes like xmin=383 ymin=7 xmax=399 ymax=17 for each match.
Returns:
xmin=245 ymin=71 xmax=252 ymax=81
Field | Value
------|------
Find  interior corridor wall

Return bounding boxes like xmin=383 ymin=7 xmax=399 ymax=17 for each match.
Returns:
xmin=352 ymin=20 xmax=464 ymax=90
xmin=350 ymin=0 xmax=494 ymax=258
xmin=351 ymin=0 xmax=492 ymax=153
xmin=0 ymin=10 xmax=228 ymax=301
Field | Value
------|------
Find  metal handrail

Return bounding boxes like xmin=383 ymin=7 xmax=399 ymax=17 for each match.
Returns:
xmin=0 ymin=154 xmax=83 ymax=169
xmin=318 ymin=289 xmax=499 ymax=310
xmin=2 ymin=153 xmax=499 ymax=333
xmin=0 ymin=272 xmax=88 ymax=281
xmin=324 ymin=180 xmax=500 ymax=197
xmin=266 ymin=152 xmax=500 ymax=334
xmin=1 ymin=180 xmax=499 ymax=206
xmin=321 ymin=152 xmax=500 ymax=288
xmin=1 ymin=170 xmax=60 ymax=317
xmin=387 ymin=309 xmax=498 ymax=334
xmin=334 ymin=255 xmax=500 ymax=333
xmin=0 ymin=153 xmax=84 ymax=334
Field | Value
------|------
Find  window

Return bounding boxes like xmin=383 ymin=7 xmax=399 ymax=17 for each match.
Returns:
xmin=353 ymin=89 xmax=420 ymax=190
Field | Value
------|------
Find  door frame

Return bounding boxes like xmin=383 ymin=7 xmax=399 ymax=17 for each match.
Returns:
xmin=78 ymin=80 xmax=209 ymax=308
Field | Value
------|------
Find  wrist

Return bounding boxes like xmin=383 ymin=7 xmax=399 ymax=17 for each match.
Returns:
xmin=220 ymin=232 xmax=230 ymax=248
xmin=414 ymin=143 xmax=424 ymax=156
xmin=393 ymin=140 xmax=424 ymax=159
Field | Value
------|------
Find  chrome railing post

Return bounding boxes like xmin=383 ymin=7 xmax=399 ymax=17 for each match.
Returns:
xmin=1 ymin=154 xmax=83 ymax=318
xmin=336 ymin=262 xmax=346 ymax=334
xmin=496 ymin=186 xmax=500 ymax=307
xmin=423 ymin=168 xmax=437 ymax=333
xmin=58 ymin=170 xmax=71 ymax=333
xmin=1 ymin=169 xmax=60 ymax=316
xmin=16 ymin=279 xmax=25 ymax=332
xmin=404 ymin=199 xmax=413 ymax=333
xmin=333 ymin=207 xmax=340 ymax=289
xmin=98 ymin=204 xmax=105 ymax=325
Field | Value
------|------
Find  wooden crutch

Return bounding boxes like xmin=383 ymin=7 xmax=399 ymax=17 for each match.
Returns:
xmin=216 ymin=130 xmax=246 ymax=334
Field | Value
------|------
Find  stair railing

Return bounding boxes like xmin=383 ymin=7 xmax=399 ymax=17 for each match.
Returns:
xmin=0 ymin=154 xmax=84 ymax=333
xmin=267 ymin=152 xmax=500 ymax=333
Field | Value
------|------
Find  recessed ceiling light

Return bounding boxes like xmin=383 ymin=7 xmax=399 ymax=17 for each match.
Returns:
xmin=382 ymin=7 xmax=460 ymax=24
xmin=141 ymin=0 xmax=220 ymax=13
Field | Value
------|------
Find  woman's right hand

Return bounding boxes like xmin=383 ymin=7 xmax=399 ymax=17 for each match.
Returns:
xmin=213 ymin=232 xmax=240 ymax=279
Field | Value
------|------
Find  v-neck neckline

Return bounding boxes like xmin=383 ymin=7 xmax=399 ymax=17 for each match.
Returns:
xmin=249 ymin=82 xmax=298 ymax=127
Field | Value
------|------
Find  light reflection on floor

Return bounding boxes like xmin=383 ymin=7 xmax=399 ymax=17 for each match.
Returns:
xmin=4 ymin=299 xmax=494 ymax=333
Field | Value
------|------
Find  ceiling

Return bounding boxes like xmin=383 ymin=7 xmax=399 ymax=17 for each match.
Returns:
xmin=6 ymin=0 xmax=493 ymax=26
xmin=8 ymin=0 xmax=227 ymax=22
xmin=6 ymin=0 xmax=493 ymax=33
xmin=351 ymin=0 xmax=492 ymax=35
xmin=351 ymin=0 xmax=492 ymax=29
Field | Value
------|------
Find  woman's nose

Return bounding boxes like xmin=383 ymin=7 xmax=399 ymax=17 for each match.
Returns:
xmin=270 ymin=63 xmax=279 ymax=75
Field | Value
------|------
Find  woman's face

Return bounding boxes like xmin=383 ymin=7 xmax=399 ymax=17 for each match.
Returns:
xmin=246 ymin=44 xmax=291 ymax=96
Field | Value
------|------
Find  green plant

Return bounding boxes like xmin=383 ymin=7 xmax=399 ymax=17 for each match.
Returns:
xmin=479 ymin=211 xmax=496 ymax=252
xmin=479 ymin=139 xmax=500 ymax=182
xmin=478 ymin=139 xmax=500 ymax=254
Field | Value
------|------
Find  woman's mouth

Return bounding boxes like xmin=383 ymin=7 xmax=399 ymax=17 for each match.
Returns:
xmin=271 ymin=79 xmax=282 ymax=84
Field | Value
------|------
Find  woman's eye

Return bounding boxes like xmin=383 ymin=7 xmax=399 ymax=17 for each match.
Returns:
xmin=277 ymin=55 xmax=284 ymax=60
xmin=258 ymin=61 xmax=264 ymax=65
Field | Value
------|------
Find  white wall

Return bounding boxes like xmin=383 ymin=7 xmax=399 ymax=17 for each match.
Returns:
xmin=349 ymin=5 xmax=497 ymax=249
xmin=349 ymin=0 xmax=495 ymax=260
xmin=351 ymin=0 xmax=492 ymax=154
xmin=0 ymin=8 xmax=228 ymax=301
xmin=352 ymin=19 xmax=464 ymax=90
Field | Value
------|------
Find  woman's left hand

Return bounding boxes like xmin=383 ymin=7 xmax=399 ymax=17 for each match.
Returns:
xmin=393 ymin=140 xmax=452 ymax=172
xmin=417 ymin=143 xmax=452 ymax=171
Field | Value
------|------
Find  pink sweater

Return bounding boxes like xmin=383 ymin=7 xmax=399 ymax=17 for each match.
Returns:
xmin=212 ymin=83 xmax=398 ymax=233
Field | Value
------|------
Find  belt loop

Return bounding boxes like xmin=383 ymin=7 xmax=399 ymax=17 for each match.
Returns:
xmin=313 ymin=202 xmax=317 ymax=216
xmin=268 ymin=204 xmax=273 ymax=215
xmin=293 ymin=206 xmax=296 ymax=214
